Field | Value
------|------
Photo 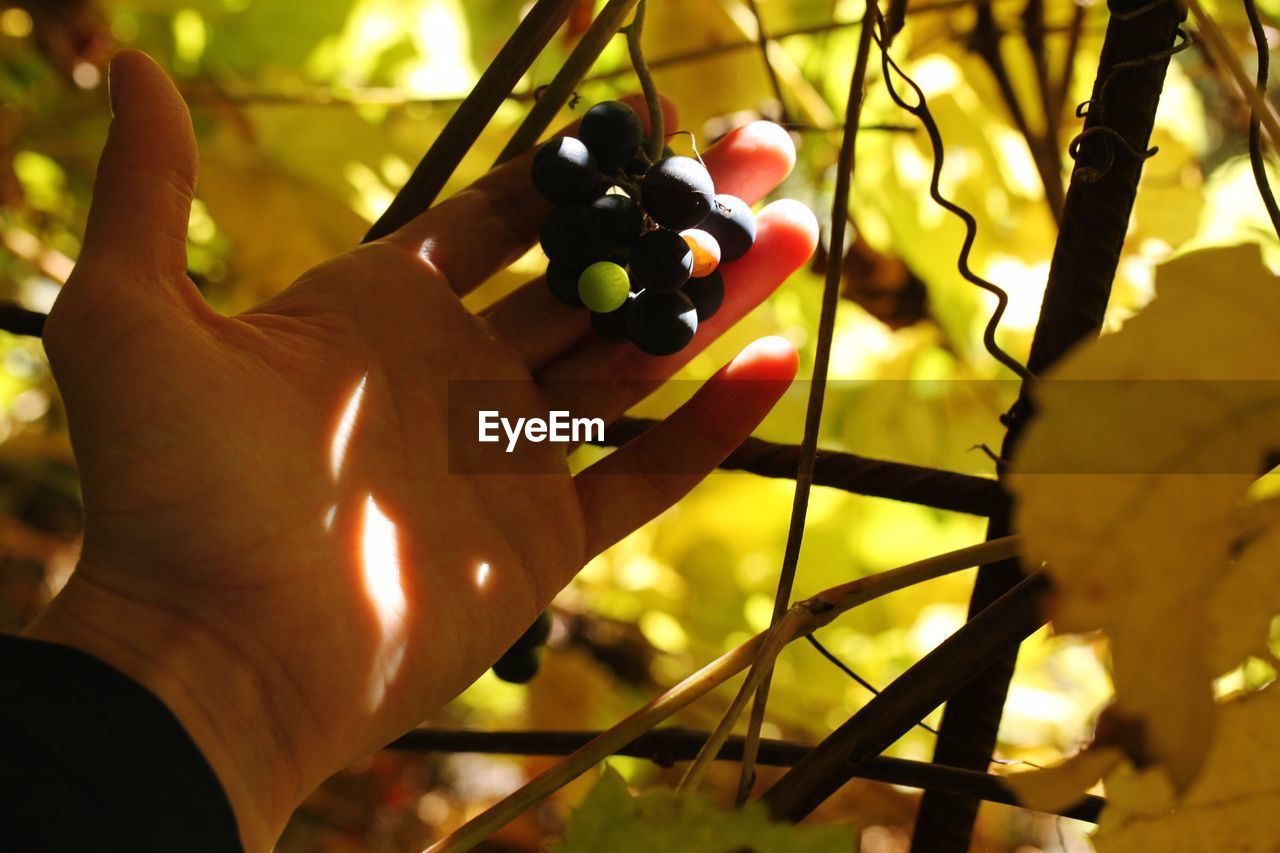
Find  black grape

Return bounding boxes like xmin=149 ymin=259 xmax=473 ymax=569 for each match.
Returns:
xmin=539 ymin=204 xmax=595 ymax=267
xmin=586 ymin=194 xmax=642 ymax=254
xmin=547 ymin=262 xmax=586 ymax=308
xmin=514 ymin=611 xmax=554 ymax=651
xmin=492 ymin=647 xmax=540 ymax=684
xmin=683 ymin=269 xmax=724 ymax=321
xmin=627 ymin=290 xmax=698 ymax=356
xmin=591 ymin=293 xmax=634 ymax=344
xmin=701 ymin=194 xmax=757 ymax=263
xmin=629 ymin=228 xmax=693 ymax=293
xmin=579 ymin=101 xmax=644 ymax=169
xmin=641 ymin=156 xmax=715 ymax=231
xmin=532 ymin=137 xmax=600 ymax=204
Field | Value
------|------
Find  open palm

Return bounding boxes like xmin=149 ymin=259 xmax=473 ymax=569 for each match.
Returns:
xmin=29 ymin=51 xmax=818 ymax=850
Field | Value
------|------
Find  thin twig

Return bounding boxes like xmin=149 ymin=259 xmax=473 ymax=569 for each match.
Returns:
xmin=804 ymin=634 xmax=1049 ymax=772
xmin=427 ymin=636 xmax=765 ymax=852
xmin=496 ymin=0 xmax=641 ymax=165
xmin=1053 ymin=2 xmax=1088 ymax=119
xmin=694 ymin=537 xmax=1020 ymax=798
xmin=427 ymin=537 xmax=1021 ymax=851
xmin=596 ymin=417 xmax=1009 ymax=517
xmin=744 ymin=0 xmax=793 ymax=125
xmin=362 ymin=0 xmax=578 ymax=242
xmin=969 ymin=0 xmax=1065 ymax=221
xmin=680 ymin=607 xmax=809 ymax=793
xmin=885 ymin=0 xmax=909 ymax=45
xmin=1024 ymin=0 xmax=1065 ymax=200
xmin=875 ymin=19 xmax=1034 ymax=383
xmin=625 ymin=0 xmax=664 ymax=162
xmin=762 ymin=572 xmax=1049 ymax=821
xmin=173 ymin=11 xmax=1090 ymax=114
xmin=1244 ymin=0 xmax=1280 ymax=237
xmin=734 ymin=4 xmax=879 ymax=806
xmin=386 ymin=727 xmax=1105 ymax=822
xmin=1181 ymin=0 xmax=1280 ymax=151
xmin=718 ymin=0 xmax=836 ymax=128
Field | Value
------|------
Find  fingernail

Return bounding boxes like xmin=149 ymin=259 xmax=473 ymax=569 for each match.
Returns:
xmin=725 ymin=336 xmax=799 ymax=381
xmin=107 ymin=54 xmax=124 ymax=117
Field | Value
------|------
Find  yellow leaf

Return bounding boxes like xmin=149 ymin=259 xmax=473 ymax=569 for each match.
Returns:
xmin=1004 ymin=745 xmax=1122 ymax=814
xmin=1010 ymin=244 xmax=1280 ymax=791
xmin=1097 ymin=685 xmax=1280 ymax=852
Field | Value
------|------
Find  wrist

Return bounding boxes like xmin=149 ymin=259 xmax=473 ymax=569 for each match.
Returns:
xmin=25 ymin=567 xmax=302 ymax=852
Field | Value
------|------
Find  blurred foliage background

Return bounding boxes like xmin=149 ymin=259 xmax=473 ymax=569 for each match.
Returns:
xmin=1 ymin=0 xmax=1276 ymax=849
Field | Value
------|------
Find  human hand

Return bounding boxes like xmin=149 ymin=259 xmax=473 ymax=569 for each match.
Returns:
xmin=26 ymin=51 xmax=818 ymax=850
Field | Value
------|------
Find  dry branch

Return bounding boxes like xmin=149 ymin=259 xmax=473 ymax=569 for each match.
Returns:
xmin=386 ymin=726 xmax=1104 ymax=822
xmin=362 ymin=0 xmax=578 ymax=241
xmin=763 ymin=573 xmax=1050 ymax=822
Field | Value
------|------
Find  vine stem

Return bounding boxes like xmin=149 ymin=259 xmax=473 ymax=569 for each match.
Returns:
xmin=625 ymin=0 xmax=664 ymax=161
xmin=362 ymin=0 xmax=578 ymax=241
xmin=732 ymin=2 xmax=878 ymax=806
xmin=425 ymin=537 xmax=1021 ymax=852
xmin=386 ymin=727 xmax=1105 ymax=822
xmin=911 ymin=0 xmax=1185 ymax=842
xmin=678 ymin=607 xmax=809 ymax=793
xmin=496 ymin=0 xmax=641 ymax=165
xmin=1243 ymin=0 xmax=1280 ymax=237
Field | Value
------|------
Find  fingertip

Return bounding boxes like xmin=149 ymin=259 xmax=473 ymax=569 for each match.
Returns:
xmin=704 ymin=121 xmax=797 ymax=201
xmin=694 ymin=200 xmax=818 ymax=340
xmin=725 ymin=335 xmax=799 ymax=383
xmin=738 ymin=121 xmax=797 ymax=175
xmin=756 ymin=199 xmax=820 ymax=262
xmin=107 ymin=50 xmax=180 ymax=115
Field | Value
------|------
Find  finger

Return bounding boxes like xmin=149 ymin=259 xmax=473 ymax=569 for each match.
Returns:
xmin=68 ymin=50 xmax=200 ymax=305
xmin=386 ymin=95 xmax=678 ymax=296
xmin=574 ymin=336 xmax=797 ymax=560
xmin=538 ymin=199 xmax=818 ymax=422
xmin=698 ymin=120 xmax=798 ymax=201
xmin=484 ymin=120 xmax=797 ymax=372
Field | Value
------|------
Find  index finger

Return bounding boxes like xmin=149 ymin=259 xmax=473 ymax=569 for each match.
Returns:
xmin=385 ymin=95 xmax=679 ymax=296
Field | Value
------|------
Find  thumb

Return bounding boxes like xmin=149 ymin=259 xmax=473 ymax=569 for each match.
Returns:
xmin=70 ymin=50 xmax=199 ymax=303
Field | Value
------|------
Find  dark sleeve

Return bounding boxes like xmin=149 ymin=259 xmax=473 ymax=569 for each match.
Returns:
xmin=0 ymin=633 xmax=244 ymax=852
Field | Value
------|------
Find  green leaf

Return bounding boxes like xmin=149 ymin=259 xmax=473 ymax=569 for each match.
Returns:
xmin=554 ymin=767 xmax=856 ymax=853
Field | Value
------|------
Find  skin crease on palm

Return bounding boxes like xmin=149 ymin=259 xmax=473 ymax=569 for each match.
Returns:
xmin=23 ymin=50 xmax=819 ymax=850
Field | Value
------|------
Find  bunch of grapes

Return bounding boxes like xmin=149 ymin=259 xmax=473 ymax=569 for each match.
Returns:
xmin=531 ymin=101 xmax=757 ymax=356
xmin=491 ymin=610 xmax=552 ymax=684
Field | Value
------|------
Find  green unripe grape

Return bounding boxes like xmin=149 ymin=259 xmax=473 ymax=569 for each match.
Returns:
xmin=578 ymin=262 xmax=630 ymax=313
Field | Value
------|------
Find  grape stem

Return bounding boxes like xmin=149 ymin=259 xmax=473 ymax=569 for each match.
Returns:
xmin=625 ymin=0 xmax=665 ymax=161
xmin=732 ymin=0 xmax=879 ymax=806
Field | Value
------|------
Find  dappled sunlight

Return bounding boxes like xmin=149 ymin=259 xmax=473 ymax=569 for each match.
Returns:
xmin=360 ymin=494 xmax=408 ymax=710
xmin=330 ymin=373 xmax=368 ymax=481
